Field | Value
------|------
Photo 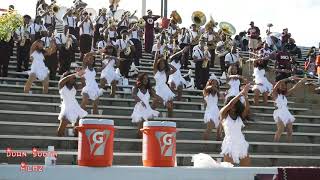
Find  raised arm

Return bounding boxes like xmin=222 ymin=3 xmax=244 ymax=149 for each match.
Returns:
xmin=168 ymin=63 xmax=177 ymax=75
xmin=58 ymin=68 xmax=85 ymax=89
xmin=153 ymin=57 xmax=159 ymax=74
xmin=287 ymin=77 xmax=307 ymax=96
xmin=220 ymin=84 xmax=250 ymax=120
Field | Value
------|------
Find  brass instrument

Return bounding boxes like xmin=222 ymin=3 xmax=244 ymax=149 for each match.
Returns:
xmin=189 ymin=29 xmax=200 ymax=46
xmin=20 ymin=27 xmax=30 ymax=46
xmin=170 ymin=10 xmax=182 ymax=24
xmin=84 ymin=8 xmax=97 ymax=21
xmin=202 ymin=45 xmax=210 ymax=68
xmin=137 ymin=18 xmax=145 ymax=28
xmin=191 ymin=11 xmax=206 ymax=27
xmin=205 ymin=16 xmax=218 ymax=31
xmin=65 ymin=30 xmax=73 ymax=50
xmin=219 ymin=21 xmax=236 ymax=37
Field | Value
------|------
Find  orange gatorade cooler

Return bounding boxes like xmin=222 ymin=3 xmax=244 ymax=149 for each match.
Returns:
xmin=316 ymin=55 xmax=320 ymax=74
xmin=77 ymin=119 xmax=114 ymax=167
xmin=141 ymin=121 xmax=176 ymax=167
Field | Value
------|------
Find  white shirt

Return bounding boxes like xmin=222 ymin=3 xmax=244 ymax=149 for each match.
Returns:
xmin=15 ymin=25 xmax=32 ymax=39
xmin=108 ymin=30 xmax=117 ymax=38
xmin=190 ymin=30 xmax=198 ymax=41
xmin=193 ymin=45 xmax=211 ymax=59
xmin=167 ymin=27 xmax=176 ymax=36
xmin=178 ymin=33 xmax=191 ymax=44
xmin=54 ymin=33 xmax=67 ymax=45
xmin=64 ymin=16 xmax=77 ymax=28
xmin=96 ymin=16 xmax=107 ymax=25
xmin=130 ymin=30 xmax=140 ymax=40
xmin=41 ymin=36 xmax=52 ymax=48
xmin=43 ymin=15 xmax=54 ymax=24
xmin=119 ymin=19 xmax=129 ymax=27
xmin=29 ymin=23 xmax=47 ymax=35
xmin=225 ymin=53 xmax=240 ymax=64
xmin=79 ymin=21 xmax=93 ymax=36
xmin=152 ymin=44 xmax=165 ymax=55
xmin=116 ymin=39 xmax=133 ymax=50
xmin=97 ymin=40 xmax=107 ymax=49
xmin=203 ymin=32 xmax=214 ymax=41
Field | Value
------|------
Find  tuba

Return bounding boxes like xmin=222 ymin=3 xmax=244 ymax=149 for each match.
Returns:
xmin=192 ymin=11 xmax=206 ymax=27
xmin=205 ymin=16 xmax=218 ymax=31
xmin=219 ymin=21 xmax=236 ymax=37
xmin=170 ymin=10 xmax=182 ymax=24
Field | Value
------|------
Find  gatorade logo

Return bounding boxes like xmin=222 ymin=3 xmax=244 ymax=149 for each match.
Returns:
xmin=155 ymin=132 xmax=176 ymax=157
xmin=85 ymin=129 xmax=110 ymax=156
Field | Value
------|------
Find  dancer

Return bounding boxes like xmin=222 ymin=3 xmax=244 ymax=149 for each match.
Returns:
xmin=203 ymin=75 xmax=221 ymax=140
xmin=168 ymin=50 xmax=186 ymax=101
xmin=24 ymin=39 xmax=56 ymax=94
xmin=131 ymin=73 xmax=160 ymax=137
xmin=220 ymin=84 xmax=251 ymax=166
xmin=225 ymin=65 xmax=248 ymax=102
xmin=80 ymin=52 xmax=101 ymax=114
xmin=100 ymin=44 xmax=120 ymax=97
xmin=153 ymin=56 xmax=176 ymax=117
xmin=272 ymin=77 xmax=307 ymax=142
xmin=252 ymin=59 xmax=273 ymax=105
xmin=57 ymin=70 xmax=88 ymax=136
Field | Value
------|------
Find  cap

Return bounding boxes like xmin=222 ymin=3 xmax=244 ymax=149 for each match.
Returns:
xmin=120 ymin=29 xmax=128 ymax=34
xmin=23 ymin=15 xmax=31 ymax=19
xmin=147 ymin=9 xmax=152 ymax=13
xmin=249 ymin=21 xmax=254 ymax=25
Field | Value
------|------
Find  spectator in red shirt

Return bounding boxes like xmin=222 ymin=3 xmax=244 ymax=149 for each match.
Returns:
xmin=275 ymin=46 xmax=292 ymax=82
xmin=281 ymin=28 xmax=291 ymax=46
xmin=247 ymin=21 xmax=260 ymax=52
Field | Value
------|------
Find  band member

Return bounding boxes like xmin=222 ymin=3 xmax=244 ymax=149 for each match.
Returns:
xmin=143 ymin=10 xmax=160 ymax=53
xmin=15 ymin=15 xmax=32 ymax=72
xmin=81 ymin=52 xmax=101 ymax=114
xmin=153 ymin=56 xmax=176 ymax=117
xmin=203 ymin=76 xmax=221 ymax=140
xmin=193 ymin=37 xmax=211 ymax=90
xmin=0 ymin=36 xmax=13 ymax=78
xmin=30 ymin=16 xmax=47 ymax=41
xmin=36 ymin=0 xmax=46 ymax=16
xmin=57 ymin=70 xmax=88 ymax=137
xmin=63 ymin=9 xmax=78 ymax=38
xmin=167 ymin=20 xmax=178 ymax=39
xmin=215 ymin=34 xmax=229 ymax=73
xmin=93 ymin=8 xmax=108 ymax=48
xmin=272 ymin=77 xmax=307 ymax=142
xmin=247 ymin=21 xmax=260 ymax=52
xmin=131 ymin=73 xmax=160 ymax=137
xmin=41 ymin=27 xmax=58 ymax=80
xmin=178 ymin=27 xmax=191 ymax=68
xmin=24 ymin=39 xmax=56 ymax=94
xmin=168 ymin=50 xmax=186 ymax=101
xmin=252 ymin=59 xmax=273 ymax=105
xmin=55 ymin=31 xmax=76 ymax=75
xmin=190 ymin=24 xmax=200 ymax=55
xmin=117 ymin=11 xmax=136 ymax=38
xmin=220 ymin=84 xmax=251 ymax=166
xmin=78 ymin=11 xmax=93 ymax=62
xmin=203 ymin=26 xmax=219 ymax=68
xmin=100 ymin=44 xmax=120 ymax=97
xmin=43 ymin=11 xmax=56 ymax=29
xmin=225 ymin=46 xmax=241 ymax=74
xmin=116 ymin=30 xmax=135 ymax=78
xmin=129 ymin=23 xmax=143 ymax=66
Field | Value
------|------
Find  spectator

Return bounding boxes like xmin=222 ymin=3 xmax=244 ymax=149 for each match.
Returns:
xmin=247 ymin=21 xmax=260 ymax=52
xmin=285 ymin=38 xmax=302 ymax=58
xmin=305 ymin=46 xmax=317 ymax=76
xmin=281 ymin=28 xmax=291 ymax=46
xmin=274 ymin=46 xmax=292 ymax=82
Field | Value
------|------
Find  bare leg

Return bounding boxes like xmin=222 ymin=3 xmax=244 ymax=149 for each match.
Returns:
xmin=136 ymin=121 xmax=144 ymax=138
xmin=110 ymin=81 xmax=117 ymax=97
xmin=274 ymin=121 xmax=285 ymax=142
xmin=57 ymin=118 xmax=69 ymax=137
xmin=253 ymin=89 xmax=260 ymax=106
xmin=81 ymin=94 xmax=90 ymax=112
xmin=100 ymin=78 xmax=107 ymax=88
xmin=240 ymin=156 xmax=251 ymax=167
xmin=216 ymin=122 xmax=223 ymax=141
xmin=177 ymin=85 xmax=183 ymax=101
xmin=24 ymin=73 xmax=37 ymax=93
xmin=263 ymin=92 xmax=269 ymax=106
xmin=92 ymin=98 xmax=99 ymax=114
xmin=167 ymin=100 xmax=174 ymax=118
xmin=42 ymin=76 xmax=49 ymax=94
xmin=203 ymin=121 xmax=214 ymax=140
xmin=223 ymin=155 xmax=234 ymax=164
xmin=286 ymin=122 xmax=293 ymax=143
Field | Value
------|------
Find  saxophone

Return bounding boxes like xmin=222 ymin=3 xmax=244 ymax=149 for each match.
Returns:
xmin=20 ymin=26 xmax=30 ymax=46
xmin=123 ymin=40 xmax=131 ymax=56
xmin=202 ymin=46 xmax=210 ymax=68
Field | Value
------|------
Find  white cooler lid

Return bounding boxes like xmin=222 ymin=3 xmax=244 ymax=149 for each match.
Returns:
xmin=80 ymin=119 xmax=114 ymax=126
xmin=143 ymin=121 xmax=176 ymax=127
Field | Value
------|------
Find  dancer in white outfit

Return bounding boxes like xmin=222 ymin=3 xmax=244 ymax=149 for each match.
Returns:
xmin=225 ymin=65 xmax=248 ymax=103
xmin=100 ymin=44 xmax=120 ymax=97
xmin=80 ymin=52 xmax=101 ymax=114
xmin=153 ymin=56 xmax=176 ymax=117
xmin=252 ymin=59 xmax=273 ymax=105
xmin=24 ymin=40 xmax=56 ymax=94
xmin=272 ymin=77 xmax=307 ymax=142
xmin=219 ymin=84 xmax=251 ymax=166
xmin=203 ymin=76 xmax=221 ymax=140
xmin=131 ymin=73 xmax=160 ymax=137
xmin=168 ymin=50 xmax=186 ymax=101
xmin=57 ymin=70 xmax=88 ymax=137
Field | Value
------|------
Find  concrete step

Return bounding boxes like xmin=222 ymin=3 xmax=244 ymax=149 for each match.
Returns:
xmin=0 ymin=121 xmax=319 ymax=143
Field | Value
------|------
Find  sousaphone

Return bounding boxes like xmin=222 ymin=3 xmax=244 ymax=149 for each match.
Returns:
xmin=170 ymin=10 xmax=182 ymax=24
xmin=219 ymin=21 xmax=236 ymax=36
xmin=191 ymin=11 xmax=206 ymax=27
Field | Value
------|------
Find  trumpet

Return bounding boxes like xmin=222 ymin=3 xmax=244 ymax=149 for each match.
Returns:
xmin=65 ymin=30 xmax=73 ymax=50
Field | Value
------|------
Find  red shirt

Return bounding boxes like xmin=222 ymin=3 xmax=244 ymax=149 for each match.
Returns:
xmin=275 ymin=51 xmax=291 ymax=71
